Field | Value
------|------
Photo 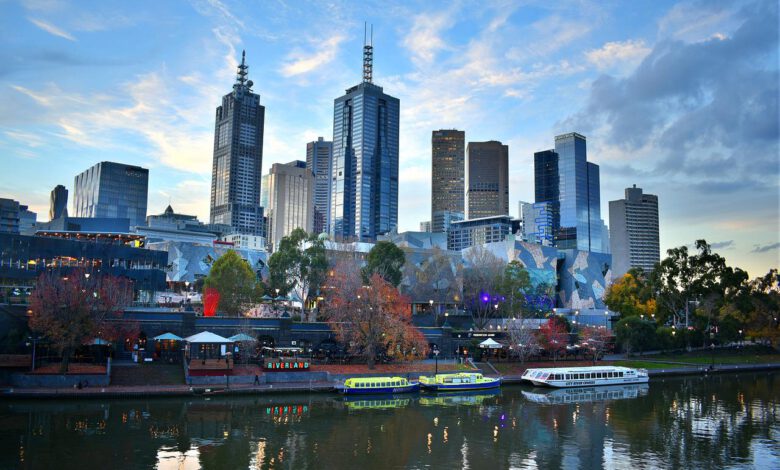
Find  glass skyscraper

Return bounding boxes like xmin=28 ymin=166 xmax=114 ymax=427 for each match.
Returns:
xmin=553 ymin=132 xmax=603 ymax=252
xmin=209 ymin=51 xmax=265 ymax=237
xmin=330 ymin=37 xmax=399 ymax=241
xmin=306 ymin=137 xmax=333 ymax=234
xmin=465 ymin=141 xmax=509 ymax=219
xmin=73 ymin=161 xmax=148 ymax=227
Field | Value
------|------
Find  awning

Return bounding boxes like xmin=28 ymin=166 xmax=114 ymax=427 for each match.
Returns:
xmin=228 ymin=333 xmax=256 ymax=342
xmin=154 ymin=332 xmax=183 ymax=341
xmin=184 ymin=331 xmax=232 ymax=344
xmin=479 ymin=338 xmax=503 ymax=349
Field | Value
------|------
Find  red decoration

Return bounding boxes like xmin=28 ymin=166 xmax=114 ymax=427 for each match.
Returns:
xmin=204 ymin=287 xmax=219 ymax=317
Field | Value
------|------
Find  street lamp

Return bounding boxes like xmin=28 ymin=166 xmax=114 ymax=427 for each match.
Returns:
xmin=604 ymin=311 xmax=609 ymax=329
xmin=26 ymin=335 xmax=41 ymax=372
xmin=429 ymin=299 xmax=435 ymax=325
xmin=433 ymin=345 xmax=440 ymax=375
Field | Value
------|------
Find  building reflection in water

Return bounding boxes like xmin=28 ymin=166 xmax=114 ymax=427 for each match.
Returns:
xmin=0 ymin=373 xmax=777 ymax=469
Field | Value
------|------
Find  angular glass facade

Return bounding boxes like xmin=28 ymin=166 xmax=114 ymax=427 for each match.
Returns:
xmin=209 ymin=52 xmax=265 ymax=237
xmin=330 ymin=82 xmax=399 ymax=241
xmin=73 ymin=162 xmax=148 ymax=228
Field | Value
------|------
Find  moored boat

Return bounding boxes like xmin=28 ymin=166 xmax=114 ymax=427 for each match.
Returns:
xmin=521 ymin=366 xmax=648 ymax=388
xmin=419 ymin=372 xmax=501 ymax=392
xmin=522 ymin=383 xmax=650 ymax=404
xmin=337 ymin=376 xmax=419 ymax=395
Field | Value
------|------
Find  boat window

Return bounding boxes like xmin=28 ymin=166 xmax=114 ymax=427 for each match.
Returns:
xmin=619 ymin=372 xmax=624 ymax=377
xmin=565 ymin=374 xmax=570 ymax=380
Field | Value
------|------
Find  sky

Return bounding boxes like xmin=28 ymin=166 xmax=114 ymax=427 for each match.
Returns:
xmin=0 ymin=0 xmax=778 ymax=277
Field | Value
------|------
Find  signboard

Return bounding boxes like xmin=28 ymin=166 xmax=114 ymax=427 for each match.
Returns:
xmin=263 ymin=360 xmax=310 ymax=371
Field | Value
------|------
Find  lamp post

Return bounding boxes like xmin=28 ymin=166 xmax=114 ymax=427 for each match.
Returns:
xmin=433 ymin=345 xmax=440 ymax=375
xmin=604 ymin=311 xmax=609 ymax=329
xmin=429 ymin=299 xmax=435 ymax=325
xmin=27 ymin=335 xmax=41 ymax=372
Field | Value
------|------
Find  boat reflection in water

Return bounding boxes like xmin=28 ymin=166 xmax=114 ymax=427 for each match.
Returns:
xmin=341 ymin=395 xmax=412 ymax=410
xmin=522 ymin=383 xmax=650 ymax=405
xmin=418 ymin=389 xmax=501 ymax=407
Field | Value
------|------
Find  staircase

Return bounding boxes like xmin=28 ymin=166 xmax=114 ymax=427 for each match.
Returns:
xmin=111 ymin=364 xmax=184 ymax=386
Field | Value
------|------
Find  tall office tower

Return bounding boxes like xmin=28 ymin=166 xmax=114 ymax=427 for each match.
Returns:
xmin=260 ymin=174 xmax=270 ymax=209
xmin=306 ymin=137 xmax=333 ymax=234
xmin=267 ymin=160 xmax=314 ymax=250
xmin=533 ymin=149 xmax=560 ymax=241
xmin=465 ymin=141 xmax=509 ymax=219
xmin=553 ymin=132 xmax=603 ymax=252
xmin=49 ymin=185 xmax=68 ymax=221
xmin=609 ymin=185 xmax=659 ymax=276
xmin=209 ymin=51 xmax=265 ymax=237
xmin=419 ymin=220 xmax=432 ymax=232
xmin=518 ymin=200 xmax=532 ymax=241
xmin=431 ymin=129 xmax=465 ymax=232
xmin=73 ymin=161 xmax=148 ymax=227
xmin=330 ymin=27 xmax=400 ymax=241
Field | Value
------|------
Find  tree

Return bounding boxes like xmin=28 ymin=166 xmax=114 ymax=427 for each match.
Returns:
xmin=720 ymin=269 xmax=780 ymax=348
xmin=412 ymin=247 xmax=463 ymax=317
xmin=462 ymin=245 xmax=505 ymax=329
xmin=267 ymin=228 xmax=328 ymax=321
xmin=506 ymin=318 xmax=538 ymax=363
xmin=497 ymin=261 xmax=531 ymax=318
xmin=363 ymin=241 xmax=406 ymax=287
xmin=603 ymin=269 xmax=656 ymax=319
xmin=29 ymin=270 xmax=132 ymax=373
xmin=322 ymin=259 xmax=427 ymax=368
xmin=579 ymin=326 xmax=611 ymax=364
xmin=614 ymin=316 xmax=657 ymax=356
xmin=537 ymin=317 xmax=569 ymax=362
xmin=204 ymin=250 xmax=263 ymax=316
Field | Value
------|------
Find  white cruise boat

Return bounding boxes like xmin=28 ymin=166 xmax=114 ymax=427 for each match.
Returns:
xmin=522 ymin=383 xmax=650 ymax=404
xmin=521 ymin=366 xmax=648 ymax=388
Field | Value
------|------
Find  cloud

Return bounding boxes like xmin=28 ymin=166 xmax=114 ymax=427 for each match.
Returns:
xmin=402 ymin=11 xmax=454 ymax=66
xmin=586 ymin=40 xmax=651 ymax=72
xmin=280 ymin=34 xmax=346 ymax=77
xmin=28 ymin=17 xmax=76 ymax=41
xmin=751 ymin=242 xmax=780 ymax=253
xmin=710 ymin=240 xmax=735 ymax=250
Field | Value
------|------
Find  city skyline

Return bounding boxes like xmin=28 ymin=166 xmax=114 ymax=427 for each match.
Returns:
xmin=0 ymin=0 xmax=777 ymax=276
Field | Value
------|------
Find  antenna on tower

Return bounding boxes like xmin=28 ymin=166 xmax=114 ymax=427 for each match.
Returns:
xmin=236 ymin=49 xmax=248 ymax=86
xmin=363 ymin=23 xmax=373 ymax=83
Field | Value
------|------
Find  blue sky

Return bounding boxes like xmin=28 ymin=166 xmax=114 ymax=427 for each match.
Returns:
xmin=1 ymin=0 xmax=778 ymax=277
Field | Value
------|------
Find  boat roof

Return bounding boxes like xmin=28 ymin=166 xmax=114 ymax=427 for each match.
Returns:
xmin=524 ymin=366 xmax=637 ymax=373
xmin=344 ymin=376 xmax=408 ymax=384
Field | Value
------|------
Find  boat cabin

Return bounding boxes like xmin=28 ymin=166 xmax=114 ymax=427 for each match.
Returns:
xmin=344 ymin=377 xmax=411 ymax=389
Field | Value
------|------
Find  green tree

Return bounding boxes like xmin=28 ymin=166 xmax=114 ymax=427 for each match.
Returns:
xmin=267 ymin=228 xmax=328 ymax=320
xmin=614 ymin=316 xmax=657 ymax=356
xmin=603 ymin=268 xmax=656 ymax=319
xmin=497 ymin=261 xmax=531 ymax=319
xmin=363 ymin=241 xmax=406 ymax=287
xmin=204 ymin=250 xmax=263 ymax=316
xmin=719 ymin=269 xmax=780 ymax=348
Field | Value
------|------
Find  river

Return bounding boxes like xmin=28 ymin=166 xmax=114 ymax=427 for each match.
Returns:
xmin=0 ymin=372 xmax=777 ymax=469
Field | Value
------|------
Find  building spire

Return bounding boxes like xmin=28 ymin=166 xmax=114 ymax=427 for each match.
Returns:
xmin=363 ymin=23 xmax=373 ymax=83
xmin=236 ymin=49 xmax=248 ymax=86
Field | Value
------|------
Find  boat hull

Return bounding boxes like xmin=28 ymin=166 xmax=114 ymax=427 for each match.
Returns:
xmin=529 ymin=376 xmax=649 ymax=388
xmin=420 ymin=378 xmax=502 ymax=392
xmin=339 ymin=383 xmax=420 ymax=395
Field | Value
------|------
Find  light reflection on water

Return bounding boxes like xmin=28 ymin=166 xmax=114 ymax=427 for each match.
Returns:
xmin=0 ymin=372 xmax=777 ymax=469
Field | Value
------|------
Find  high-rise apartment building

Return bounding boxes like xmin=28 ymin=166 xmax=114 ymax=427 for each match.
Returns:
xmin=431 ymin=129 xmax=465 ymax=232
xmin=49 ymin=185 xmax=68 ymax=221
xmin=73 ymin=161 xmax=148 ymax=227
xmin=465 ymin=141 xmax=509 ymax=219
xmin=306 ymin=137 xmax=333 ymax=234
xmin=267 ymin=160 xmax=314 ymax=250
xmin=330 ymin=31 xmax=399 ymax=241
xmin=609 ymin=185 xmax=659 ymax=276
xmin=209 ymin=51 xmax=265 ymax=237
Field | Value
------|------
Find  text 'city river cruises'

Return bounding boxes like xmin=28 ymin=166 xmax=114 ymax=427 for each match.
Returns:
xmin=521 ymin=366 xmax=648 ymax=388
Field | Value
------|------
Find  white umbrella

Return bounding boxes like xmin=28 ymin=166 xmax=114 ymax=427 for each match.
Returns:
xmin=154 ymin=332 xmax=183 ymax=341
xmin=479 ymin=338 xmax=503 ymax=349
xmin=184 ymin=331 xmax=232 ymax=343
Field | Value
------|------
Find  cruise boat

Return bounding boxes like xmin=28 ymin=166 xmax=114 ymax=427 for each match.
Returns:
xmin=419 ymin=372 xmax=501 ymax=392
xmin=521 ymin=366 xmax=648 ymax=388
xmin=522 ymin=383 xmax=650 ymax=405
xmin=337 ymin=377 xmax=420 ymax=395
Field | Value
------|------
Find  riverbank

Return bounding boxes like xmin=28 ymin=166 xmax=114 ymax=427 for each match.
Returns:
xmin=2 ymin=361 xmax=778 ymax=399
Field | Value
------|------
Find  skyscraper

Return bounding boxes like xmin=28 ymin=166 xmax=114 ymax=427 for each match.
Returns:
xmin=267 ymin=160 xmax=314 ymax=250
xmin=209 ymin=51 xmax=265 ymax=237
xmin=330 ymin=28 xmax=400 ymax=241
xmin=465 ymin=141 xmax=509 ymax=219
xmin=553 ymin=132 xmax=604 ymax=252
xmin=431 ymin=129 xmax=465 ymax=232
xmin=306 ymin=137 xmax=333 ymax=234
xmin=609 ymin=185 xmax=660 ymax=276
xmin=73 ymin=161 xmax=148 ymax=227
xmin=49 ymin=184 xmax=68 ymax=221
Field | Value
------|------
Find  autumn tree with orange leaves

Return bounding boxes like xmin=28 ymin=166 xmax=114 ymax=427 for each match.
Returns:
xmin=322 ymin=260 xmax=428 ymax=369
xmin=29 ymin=270 xmax=133 ymax=373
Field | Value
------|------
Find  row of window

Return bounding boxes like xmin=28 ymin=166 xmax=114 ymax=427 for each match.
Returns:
xmin=551 ymin=371 xmax=625 ymax=380
xmin=353 ymin=380 xmax=405 ymax=388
